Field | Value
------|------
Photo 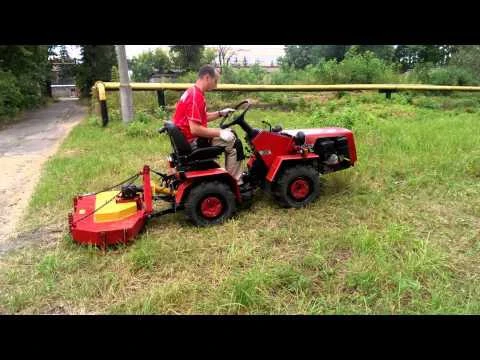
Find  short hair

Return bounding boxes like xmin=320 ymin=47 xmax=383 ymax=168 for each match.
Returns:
xmin=198 ymin=65 xmax=217 ymax=79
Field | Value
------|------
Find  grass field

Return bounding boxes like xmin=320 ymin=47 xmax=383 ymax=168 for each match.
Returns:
xmin=0 ymin=91 xmax=479 ymax=314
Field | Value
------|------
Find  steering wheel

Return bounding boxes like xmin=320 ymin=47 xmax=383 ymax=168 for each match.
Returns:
xmin=220 ymin=100 xmax=251 ymax=129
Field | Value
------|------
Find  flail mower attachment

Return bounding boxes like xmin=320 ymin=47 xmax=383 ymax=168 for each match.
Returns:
xmin=68 ymin=165 xmax=175 ymax=248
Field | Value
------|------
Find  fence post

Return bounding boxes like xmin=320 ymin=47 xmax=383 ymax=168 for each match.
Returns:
xmin=95 ymin=82 xmax=109 ymax=126
xmin=157 ymin=90 xmax=166 ymax=108
xmin=379 ymin=89 xmax=397 ymax=99
xmin=100 ymin=100 xmax=108 ymax=127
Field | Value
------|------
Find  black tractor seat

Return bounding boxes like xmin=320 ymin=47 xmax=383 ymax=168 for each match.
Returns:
xmin=163 ymin=121 xmax=224 ymax=170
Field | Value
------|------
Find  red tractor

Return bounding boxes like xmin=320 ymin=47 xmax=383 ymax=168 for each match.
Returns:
xmin=69 ymin=101 xmax=357 ymax=247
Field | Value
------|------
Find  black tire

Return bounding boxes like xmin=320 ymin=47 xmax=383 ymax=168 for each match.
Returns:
xmin=184 ymin=181 xmax=236 ymax=226
xmin=273 ymin=165 xmax=320 ymax=208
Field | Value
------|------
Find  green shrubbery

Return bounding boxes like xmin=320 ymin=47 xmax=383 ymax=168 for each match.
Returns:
xmin=0 ymin=71 xmax=23 ymax=117
xmin=406 ymin=63 xmax=480 ymax=86
xmin=157 ymin=51 xmax=480 ymax=92
xmin=125 ymin=108 xmax=169 ymax=138
xmin=0 ymin=70 xmax=45 ymax=119
xmin=178 ymin=51 xmax=418 ymax=86
xmin=0 ymin=45 xmax=51 ymax=121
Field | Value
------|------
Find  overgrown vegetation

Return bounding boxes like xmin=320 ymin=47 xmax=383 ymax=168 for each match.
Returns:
xmin=0 ymin=46 xmax=51 ymax=120
xmin=75 ymin=45 xmax=117 ymax=97
xmin=172 ymin=46 xmax=480 ymax=86
xmin=2 ymin=45 xmax=479 ymax=123
xmin=1 ymin=90 xmax=479 ymax=314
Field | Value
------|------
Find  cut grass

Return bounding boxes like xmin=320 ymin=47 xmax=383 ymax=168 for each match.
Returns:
xmin=0 ymin=91 xmax=479 ymax=314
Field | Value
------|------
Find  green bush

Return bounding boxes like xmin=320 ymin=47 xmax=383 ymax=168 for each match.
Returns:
xmin=309 ymin=104 xmax=356 ymax=129
xmin=408 ymin=63 xmax=480 ymax=86
xmin=267 ymin=51 xmax=400 ymax=85
xmin=134 ymin=110 xmax=153 ymax=124
xmin=171 ymin=52 xmax=401 ymax=87
xmin=176 ymin=71 xmax=197 ymax=83
xmin=411 ymin=96 xmax=442 ymax=109
xmin=125 ymin=121 xmax=156 ymax=138
xmin=154 ymin=107 xmax=169 ymax=120
xmin=16 ymin=74 xmax=43 ymax=108
xmin=108 ymin=109 xmax=121 ymax=122
xmin=0 ymin=71 xmax=23 ymax=118
xmin=219 ymin=65 xmax=267 ymax=85
xmin=428 ymin=66 xmax=479 ymax=86
xmin=337 ymin=49 xmax=400 ymax=83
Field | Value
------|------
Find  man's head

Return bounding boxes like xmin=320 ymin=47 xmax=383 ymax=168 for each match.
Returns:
xmin=197 ymin=64 xmax=220 ymax=91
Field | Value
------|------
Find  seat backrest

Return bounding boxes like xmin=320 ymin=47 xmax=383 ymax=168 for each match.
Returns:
xmin=164 ymin=121 xmax=192 ymax=156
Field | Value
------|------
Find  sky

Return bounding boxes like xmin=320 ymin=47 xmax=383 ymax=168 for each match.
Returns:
xmin=67 ymin=45 xmax=286 ymax=65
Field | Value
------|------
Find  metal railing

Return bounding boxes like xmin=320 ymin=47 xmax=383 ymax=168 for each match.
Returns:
xmin=93 ymin=81 xmax=480 ymax=126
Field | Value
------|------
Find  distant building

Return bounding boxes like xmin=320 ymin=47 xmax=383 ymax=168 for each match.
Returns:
xmin=50 ymin=61 xmax=78 ymax=98
xmin=51 ymin=84 xmax=78 ymax=98
xmin=230 ymin=64 xmax=280 ymax=73
xmin=149 ymin=69 xmax=186 ymax=83
xmin=50 ymin=61 xmax=77 ymax=85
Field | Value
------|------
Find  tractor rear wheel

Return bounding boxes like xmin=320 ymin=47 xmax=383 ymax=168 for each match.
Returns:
xmin=184 ymin=181 xmax=236 ymax=226
xmin=273 ymin=165 xmax=320 ymax=208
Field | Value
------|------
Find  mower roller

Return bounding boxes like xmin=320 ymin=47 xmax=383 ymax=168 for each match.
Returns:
xmin=69 ymin=100 xmax=357 ymax=247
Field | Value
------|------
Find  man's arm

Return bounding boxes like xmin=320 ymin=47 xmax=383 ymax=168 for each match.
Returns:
xmin=206 ymin=111 xmax=222 ymax=122
xmin=207 ymin=108 xmax=236 ymax=122
xmin=189 ymin=120 xmax=221 ymax=138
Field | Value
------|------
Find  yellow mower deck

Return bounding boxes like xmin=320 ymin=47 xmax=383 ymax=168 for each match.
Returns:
xmin=93 ymin=191 xmax=138 ymax=223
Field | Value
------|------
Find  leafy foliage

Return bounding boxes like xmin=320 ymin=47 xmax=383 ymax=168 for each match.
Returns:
xmin=0 ymin=45 xmax=51 ymax=119
xmin=130 ymin=48 xmax=172 ymax=82
xmin=76 ymin=46 xmax=117 ymax=98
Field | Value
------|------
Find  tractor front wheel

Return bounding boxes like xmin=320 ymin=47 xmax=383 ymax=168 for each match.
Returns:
xmin=273 ymin=165 xmax=320 ymax=208
xmin=184 ymin=181 xmax=236 ymax=226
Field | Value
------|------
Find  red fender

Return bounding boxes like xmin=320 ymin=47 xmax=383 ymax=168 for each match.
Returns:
xmin=266 ymin=153 xmax=319 ymax=183
xmin=175 ymin=168 xmax=241 ymax=206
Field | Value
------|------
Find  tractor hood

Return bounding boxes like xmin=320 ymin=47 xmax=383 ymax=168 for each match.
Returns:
xmin=281 ymin=127 xmax=353 ymax=144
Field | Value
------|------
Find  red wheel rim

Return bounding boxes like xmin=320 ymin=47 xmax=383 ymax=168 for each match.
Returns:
xmin=289 ymin=178 xmax=310 ymax=200
xmin=200 ymin=196 xmax=223 ymax=218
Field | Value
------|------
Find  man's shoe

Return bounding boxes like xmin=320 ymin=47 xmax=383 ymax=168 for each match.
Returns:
xmin=239 ymin=182 xmax=253 ymax=193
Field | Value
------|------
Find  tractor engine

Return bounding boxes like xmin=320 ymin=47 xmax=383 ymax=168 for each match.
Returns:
xmin=313 ymin=136 xmax=351 ymax=167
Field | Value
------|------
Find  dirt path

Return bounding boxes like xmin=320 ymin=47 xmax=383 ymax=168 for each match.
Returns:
xmin=0 ymin=99 xmax=87 ymax=251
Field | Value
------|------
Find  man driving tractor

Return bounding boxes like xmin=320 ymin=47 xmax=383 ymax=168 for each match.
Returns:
xmin=172 ymin=65 xmax=244 ymax=185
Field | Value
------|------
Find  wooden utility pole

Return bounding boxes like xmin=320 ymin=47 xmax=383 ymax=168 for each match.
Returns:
xmin=115 ymin=45 xmax=134 ymax=124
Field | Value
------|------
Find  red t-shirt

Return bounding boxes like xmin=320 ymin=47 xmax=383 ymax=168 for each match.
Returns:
xmin=172 ymin=85 xmax=207 ymax=142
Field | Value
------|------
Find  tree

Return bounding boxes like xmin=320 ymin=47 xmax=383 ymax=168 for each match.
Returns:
xmin=437 ymin=45 xmax=458 ymax=66
xmin=217 ymin=45 xmax=236 ymax=72
xmin=201 ymin=48 xmax=217 ymax=66
xmin=450 ymin=45 xmax=480 ymax=73
xmin=280 ymin=45 xmax=398 ymax=70
xmin=243 ymin=56 xmax=248 ymax=66
xmin=111 ymin=66 xmax=120 ymax=82
xmin=315 ymin=45 xmax=350 ymax=62
xmin=355 ymin=45 xmax=395 ymax=62
xmin=394 ymin=45 xmax=458 ymax=71
xmin=280 ymin=45 xmax=349 ymax=69
xmin=50 ymin=45 xmax=77 ymax=85
xmin=0 ymin=45 xmax=51 ymax=114
xmin=130 ymin=48 xmax=171 ymax=82
xmin=76 ymin=45 xmax=117 ymax=97
xmin=169 ymin=45 xmax=204 ymax=71
xmin=58 ymin=45 xmax=69 ymax=60
xmin=279 ymin=45 xmax=315 ymax=69
xmin=0 ymin=46 xmax=50 ymax=98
